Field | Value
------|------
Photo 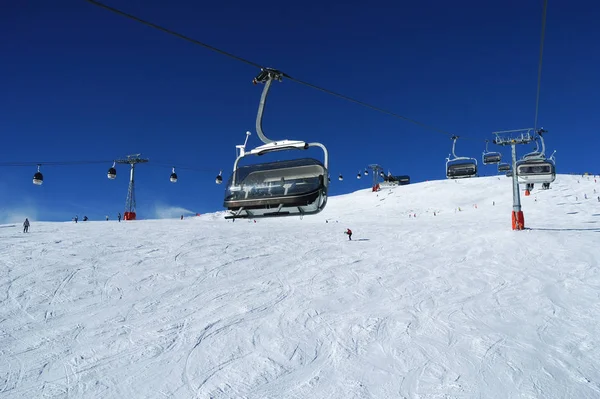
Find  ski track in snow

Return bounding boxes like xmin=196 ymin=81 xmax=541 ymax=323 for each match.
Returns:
xmin=1 ymin=174 xmax=600 ymax=398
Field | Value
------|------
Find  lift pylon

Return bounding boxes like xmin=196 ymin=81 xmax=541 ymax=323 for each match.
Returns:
xmin=112 ymin=154 xmax=149 ymax=220
xmin=492 ymin=129 xmax=535 ymax=230
xmin=367 ymin=164 xmax=383 ymax=191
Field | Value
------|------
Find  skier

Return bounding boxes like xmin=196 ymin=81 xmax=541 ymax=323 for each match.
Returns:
xmin=83 ymin=216 xmax=88 ymax=221
xmin=344 ymin=228 xmax=352 ymax=240
xmin=23 ymin=218 xmax=30 ymax=233
xmin=74 ymin=215 xmax=78 ymax=223
xmin=106 ymin=215 xmax=109 ymax=221
xmin=118 ymin=212 xmax=121 ymax=222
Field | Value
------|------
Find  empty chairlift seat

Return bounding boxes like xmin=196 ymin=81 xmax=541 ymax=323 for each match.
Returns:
xmin=483 ymin=152 xmax=502 ymax=165
xmin=224 ymin=158 xmax=328 ymax=218
xmin=446 ymin=160 xmax=477 ymax=179
xmin=516 ymin=160 xmax=556 ymax=184
xmin=497 ymin=163 xmax=511 ymax=172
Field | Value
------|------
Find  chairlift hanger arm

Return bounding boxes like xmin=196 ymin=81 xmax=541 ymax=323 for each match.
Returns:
xmin=451 ymin=136 xmax=459 ymax=159
xmin=253 ymin=68 xmax=284 ymax=145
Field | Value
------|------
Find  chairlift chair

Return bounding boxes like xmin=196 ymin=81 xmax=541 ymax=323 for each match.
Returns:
xmin=516 ymin=130 xmax=556 ymax=185
xmin=223 ymin=69 xmax=329 ymax=219
xmin=516 ymin=159 xmax=556 ymax=184
xmin=482 ymin=140 xmax=502 ymax=165
xmin=446 ymin=136 xmax=477 ymax=179
xmin=497 ymin=163 xmax=511 ymax=172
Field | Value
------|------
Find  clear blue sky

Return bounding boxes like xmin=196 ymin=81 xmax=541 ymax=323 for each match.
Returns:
xmin=1 ymin=0 xmax=599 ymax=222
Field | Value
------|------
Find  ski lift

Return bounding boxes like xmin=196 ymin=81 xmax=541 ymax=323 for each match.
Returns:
xmin=516 ymin=129 xmax=556 ymax=184
xmin=215 ymin=170 xmax=223 ymax=184
xmin=356 ymin=170 xmax=361 ymax=179
xmin=223 ymin=68 xmax=328 ymax=219
xmin=446 ymin=136 xmax=477 ymax=179
xmin=338 ymin=173 xmax=343 ymax=181
xmin=170 ymin=167 xmax=178 ymax=183
xmin=497 ymin=163 xmax=511 ymax=172
xmin=482 ymin=140 xmax=502 ymax=164
xmin=364 ymin=169 xmax=368 ymax=176
xmin=33 ymin=164 xmax=43 ymax=185
xmin=516 ymin=159 xmax=556 ymax=184
xmin=107 ymin=162 xmax=117 ymax=179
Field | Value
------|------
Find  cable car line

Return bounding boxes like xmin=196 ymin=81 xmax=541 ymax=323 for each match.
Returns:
xmin=85 ymin=0 xmax=472 ymax=140
xmin=0 ymin=160 xmax=113 ymax=167
xmin=533 ymin=0 xmax=548 ymax=132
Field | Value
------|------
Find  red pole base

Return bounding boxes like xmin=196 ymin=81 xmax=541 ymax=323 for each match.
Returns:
xmin=123 ymin=211 xmax=137 ymax=220
xmin=524 ymin=189 xmax=530 ymax=196
xmin=512 ymin=211 xmax=525 ymax=230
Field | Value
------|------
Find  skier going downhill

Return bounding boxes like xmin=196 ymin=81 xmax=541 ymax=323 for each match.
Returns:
xmin=344 ymin=228 xmax=352 ymax=240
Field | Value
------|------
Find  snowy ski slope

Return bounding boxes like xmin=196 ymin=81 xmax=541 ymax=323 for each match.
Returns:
xmin=1 ymin=174 xmax=599 ymax=398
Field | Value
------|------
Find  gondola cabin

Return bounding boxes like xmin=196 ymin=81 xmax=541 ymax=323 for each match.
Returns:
xmin=33 ymin=171 xmax=43 ymax=185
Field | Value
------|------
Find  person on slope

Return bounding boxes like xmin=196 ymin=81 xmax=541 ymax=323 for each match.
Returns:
xmin=344 ymin=228 xmax=352 ymax=240
xmin=118 ymin=212 xmax=121 ymax=222
xmin=23 ymin=218 xmax=30 ymax=233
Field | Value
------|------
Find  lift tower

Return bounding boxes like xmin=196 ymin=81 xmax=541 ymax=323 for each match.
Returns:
xmin=114 ymin=154 xmax=149 ymax=220
xmin=367 ymin=164 xmax=384 ymax=192
xmin=492 ymin=129 xmax=534 ymax=230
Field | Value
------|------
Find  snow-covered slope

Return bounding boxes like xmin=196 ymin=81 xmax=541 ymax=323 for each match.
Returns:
xmin=1 ymin=174 xmax=599 ymax=398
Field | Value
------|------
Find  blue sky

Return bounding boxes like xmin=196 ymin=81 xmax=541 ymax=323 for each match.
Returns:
xmin=1 ymin=0 xmax=599 ymax=222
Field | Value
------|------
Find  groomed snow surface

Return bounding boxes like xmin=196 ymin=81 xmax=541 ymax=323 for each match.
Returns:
xmin=2 ymin=174 xmax=600 ymax=398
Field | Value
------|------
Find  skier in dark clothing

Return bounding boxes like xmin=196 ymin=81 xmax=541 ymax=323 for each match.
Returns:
xmin=118 ymin=212 xmax=122 ymax=222
xmin=344 ymin=228 xmax=352 ymax=240
xmin=23 ymin=218 xmax=30 ymax=233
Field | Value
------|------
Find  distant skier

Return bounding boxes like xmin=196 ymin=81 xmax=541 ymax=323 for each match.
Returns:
xmin=74 ymin=215 xmax=78 ymax=223
xmin=106 ymin=215 xmax=109 ymax=221
xmin=118 ymin=212 xmax=121 ymax=222
xmin=83 ymin=216 xmax=88 ymax=221
xmin=23 ymin=218 xmax=30 ymax=233
xmin=344 ymin=228 xmax=352 ymax=240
